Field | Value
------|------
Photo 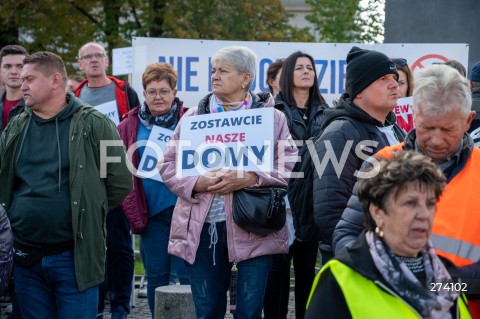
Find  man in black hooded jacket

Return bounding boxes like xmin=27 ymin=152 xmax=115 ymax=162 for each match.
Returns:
xmin=312 ymin=46 xmax=405 ymax=262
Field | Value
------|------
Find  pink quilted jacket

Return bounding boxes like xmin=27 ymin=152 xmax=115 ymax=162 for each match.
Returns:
xmin=159 ymin=95 xmax=298 ymax=264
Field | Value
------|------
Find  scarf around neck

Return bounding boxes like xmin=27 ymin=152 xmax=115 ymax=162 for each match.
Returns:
xmin=365 ymin=231 xmax=458 ymax=319
xmin=209 ymin=92 xmax=252 ymax=113
xmin=138 ymin=100 xmax=180 ymax=130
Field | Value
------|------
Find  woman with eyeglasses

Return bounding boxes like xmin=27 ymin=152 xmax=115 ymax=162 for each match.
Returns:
xmin=392 ymin=58 xmax=414 ymax=98
xmin=117 ymin=62 xmax=189 ymax=318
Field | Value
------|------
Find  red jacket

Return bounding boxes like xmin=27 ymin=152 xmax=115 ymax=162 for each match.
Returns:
xmin=74 ymin=76 xmax=139 ymax=118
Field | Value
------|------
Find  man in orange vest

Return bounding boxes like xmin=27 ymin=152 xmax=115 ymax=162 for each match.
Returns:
xmin=333 ymin=64 xmax=480 ymax=316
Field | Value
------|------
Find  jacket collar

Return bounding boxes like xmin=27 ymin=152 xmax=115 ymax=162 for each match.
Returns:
xmin=197 ymin=91 xmax=271 ymax=115
xmin=403 ymin=129 xmax=474 ymax=182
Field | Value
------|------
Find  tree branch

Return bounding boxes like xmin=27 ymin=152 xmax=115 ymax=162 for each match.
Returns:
xmin=66 ymin=1 xmax=101 ymax=27
xmin=128 ymin=0 xmax=143 ymax=29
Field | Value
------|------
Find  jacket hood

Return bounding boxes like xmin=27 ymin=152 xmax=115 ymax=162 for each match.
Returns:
xmin=25 ymin=91 xmax=83 ymax=123
xmin=321 ymin=93 xmax=397 ymax=130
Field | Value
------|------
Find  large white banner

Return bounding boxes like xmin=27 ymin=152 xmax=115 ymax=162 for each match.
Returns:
xmin=131 ymin=37 xmax=469 ymax=107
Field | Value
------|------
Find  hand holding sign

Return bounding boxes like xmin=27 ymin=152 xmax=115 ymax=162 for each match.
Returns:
xmin=206 ymin=170 xmax=257 ymax=195
xmin=177 ymin=108 xmax=274 ymax=177
xmin=192 ymin=171 xmax=222 ymax=193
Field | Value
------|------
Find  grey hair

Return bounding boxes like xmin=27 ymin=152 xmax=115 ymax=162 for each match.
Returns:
xmin=78 ymin=42 xmax=108 ymax=60
xmin=413 ymin=64 xmax=472 ymax=118
xmin=211 ymin=46 xmax=256 ymax=90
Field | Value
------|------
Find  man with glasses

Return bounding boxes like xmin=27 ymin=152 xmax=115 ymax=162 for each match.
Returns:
xmin=75 ymin=42 xmax=139 ymax=319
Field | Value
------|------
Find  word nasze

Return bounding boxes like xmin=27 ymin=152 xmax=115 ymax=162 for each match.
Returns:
xmin=205 ymin=133 xmax=246 ymax=143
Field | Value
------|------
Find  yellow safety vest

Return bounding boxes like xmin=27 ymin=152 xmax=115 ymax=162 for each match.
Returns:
xmin=307 ymin=259 xmax=471 ymax=319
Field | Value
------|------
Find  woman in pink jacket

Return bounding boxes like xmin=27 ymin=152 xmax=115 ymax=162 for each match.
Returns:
xmin=159 ymin=46 xmax=297 ymax=319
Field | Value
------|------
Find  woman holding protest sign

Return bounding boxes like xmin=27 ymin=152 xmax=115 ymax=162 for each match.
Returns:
xmin=159 ymin=46 xmax=297 ymax=319
xmin=265 ymin=51 xmax=328 ymax=319
xmin=117 ymin=62 xmax=188 ymax=317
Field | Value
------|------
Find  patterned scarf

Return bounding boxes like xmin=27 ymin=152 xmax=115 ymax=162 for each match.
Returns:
xmin=209 ymin=92 xmax=252 ymax=113
xmin=138 ymin=100 xmax=180 ymax=130
xmin=366 ymin=231 xmax=458 ymax=319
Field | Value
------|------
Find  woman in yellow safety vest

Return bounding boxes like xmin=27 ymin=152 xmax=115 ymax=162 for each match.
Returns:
xmin=305 ymin=151 xmax=471 ymax=319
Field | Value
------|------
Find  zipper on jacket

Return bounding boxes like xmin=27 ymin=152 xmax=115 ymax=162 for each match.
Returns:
xmin=373 ymin=280 xmax=422 ymax=317
xmin=292 ymin=117 xmax=307 ymax=129
xmin=76 ymin=208 xmax=85 ymax=239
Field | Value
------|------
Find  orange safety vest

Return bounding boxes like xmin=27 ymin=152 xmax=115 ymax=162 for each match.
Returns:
xmin=376 ymin=143 xmax=480 ymax=318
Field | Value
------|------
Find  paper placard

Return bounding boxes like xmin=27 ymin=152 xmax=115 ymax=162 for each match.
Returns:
xmin=95 ymin=101 xmax=120 ymax=126
xmin=137 ymin=125 xmax=174 ymax=182
xmin=394 ymin=96 xmax=414 ymax=132
xmin=112 ymin=47 xmax=133 ymax=76
xmin=177 ymin=108 xmax=275 ymax=177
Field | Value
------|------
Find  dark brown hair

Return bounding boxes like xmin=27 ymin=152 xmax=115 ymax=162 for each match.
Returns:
xmin=23 ymin=51 xmax=67 ymax=83
xmin=358 ymin=151 xmax=446 ymax=230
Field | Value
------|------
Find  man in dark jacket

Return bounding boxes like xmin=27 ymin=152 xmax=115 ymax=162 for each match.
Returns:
xmin=75 ymin=42 xmax=139 ymax=319
xmin=0 ymin=51 xmax=132 ymax=318
xmin=0 ymin=45 xmax=27 ymax=136
xmin=312 ymin=46 xmax=405 ymax=263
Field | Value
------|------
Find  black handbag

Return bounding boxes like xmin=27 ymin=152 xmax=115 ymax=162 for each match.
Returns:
xmin=232 ymin=187 xmax=287 ymax=236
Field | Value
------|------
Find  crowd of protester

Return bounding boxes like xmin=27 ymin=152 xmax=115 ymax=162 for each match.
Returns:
xmin=0 ymin=40 xmax=479 ymax=319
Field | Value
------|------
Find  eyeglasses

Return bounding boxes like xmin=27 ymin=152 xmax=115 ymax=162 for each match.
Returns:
xmin=79 ymin=53 xmax=106 ymax=61
xmin=145 ymin=89 xmax=172 ymax=98
xmin=392 ymin=58 xmax=408 ymax=67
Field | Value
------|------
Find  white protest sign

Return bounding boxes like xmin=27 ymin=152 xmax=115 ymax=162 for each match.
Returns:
xmin=177 ymin=108 xmax=274 ymax=177
xmin=394 ymin=96 xmax=414 ymax=132
xmin=137 ymin=125 xmax=174 ymax=182
xmin=95 ymin=101 xmax=120 ymax=126
xmin=112 ymin=47 xmax=133 ymax=76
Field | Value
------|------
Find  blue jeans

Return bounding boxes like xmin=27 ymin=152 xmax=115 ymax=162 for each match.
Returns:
xmin=14 ymin=250 xmax=99 ymax=319
xmin=170 ymin=255 xmax=190 ymax=285
xmin=186 ymin=222 xmax=272 ymax=319
xmin=98 ymin=206 xmax=134 ymax=315
xmin=140 ymin=207 xmax=189 ymax=317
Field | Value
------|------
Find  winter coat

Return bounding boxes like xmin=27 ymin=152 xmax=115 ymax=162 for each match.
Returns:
xmin=0 ymin=205 xmax=13 ymax=295
xmin=0 ymin=92 xmax=132 ymax=291
xmin=312 ymin=93 xmax=405 ymax=249
xmin=0 ymin=95 xmax=25 ymax=136
xmin=159 ymin=92 xmax=297 ymax=264
xmin=333 ymin=130 xmax=475 ymax=254
xmin=274 ymin=92 xmax=327 ymax=141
